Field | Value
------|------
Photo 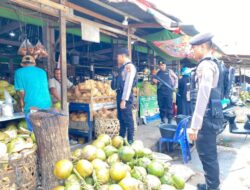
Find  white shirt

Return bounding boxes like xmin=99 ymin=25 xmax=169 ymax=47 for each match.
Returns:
xmin=49 ymin=78 xmax=73 ymax=102
xmin=190 ymin=54 xmax=219 ymax=130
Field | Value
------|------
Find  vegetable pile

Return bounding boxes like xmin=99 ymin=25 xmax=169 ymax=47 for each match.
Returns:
xmin=137 ymin=82 xmax=157 ymax=97
xmin=94 ymin=108 xmax=117 ymax=119
xmin=53 ymin=134 xmax=186 ymax=190
xmin=68 ymin=80 xmax=116 ymax=103
xmin=70 ymin=113 xmax=88 ymax=122
xmin=0 ymin=120 xmax=36 ymax=170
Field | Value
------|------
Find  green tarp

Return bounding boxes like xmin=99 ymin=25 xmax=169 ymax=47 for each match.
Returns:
xmin=144 ymin=30 xmax=182 ymax=61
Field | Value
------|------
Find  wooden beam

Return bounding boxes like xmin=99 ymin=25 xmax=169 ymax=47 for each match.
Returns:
xmin=65 ymin=2 xmax=124 ymax=28
xmin=59 ymin=0 xmax=67 ymax=112
xmin=11 ymin=0 xmax=60 ymax=16
xmin=127 ymin=27 xmax=132 ymax=60
xmin=129 ymin=23 xmax=162 ymax=28
xmin=30 ymin=0 xmax=69 ymax=13
xmin=9 ymin=0 xmax=146 ymax=43
xmin=0 ymin=21 xmax=23 ymax=35
xmin=89 ymin=0 xmax=142 ymax=22
xmin=0 ymin=38 xmax=21 ymax=46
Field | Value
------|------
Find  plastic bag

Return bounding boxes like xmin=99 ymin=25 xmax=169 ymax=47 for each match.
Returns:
xmin=18 ymin=39 xmax=34 ymax=56
xmin=2 ymin=90 xmax=13 ymax=117
xmin=4 ymin=89 xmax=13 ymax=104
xmin=34 ymin=40 xmax=48 ymax=58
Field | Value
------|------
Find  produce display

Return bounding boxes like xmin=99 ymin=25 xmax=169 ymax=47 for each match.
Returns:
xmin=0 ymin=80 xmax=17 ymax=101
xmin=240 ymin=91 xmax=250 ymax=102
xmin=137 ymin=82 xmax=157 ymax=97
xmin=0 ymin=120 xmax=36 ymax=169
xmin=70 ymin=112 xmax=88 ymax=122
xmin=52 ymin=134 xmax=185 ymax=190
xmin=94 ymin=108 xmax=117 ymax=119
xmin=68 ymin=80 xmax=116 ymax=103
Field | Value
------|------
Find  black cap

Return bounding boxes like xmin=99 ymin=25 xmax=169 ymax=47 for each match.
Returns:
xmin=189 ymin=33 xmax=214 ymax=45
xmin=158 ymin=60 xmax=166 ymax=65
xmin=116 ymin=47 xmax=129 ymax=56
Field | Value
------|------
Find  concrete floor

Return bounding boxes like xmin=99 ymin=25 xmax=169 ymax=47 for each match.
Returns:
xmin=135 ymin=120 xmax=250 ymax=190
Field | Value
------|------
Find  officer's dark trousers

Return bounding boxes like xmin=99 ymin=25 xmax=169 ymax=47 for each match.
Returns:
xmin=117 ymin=95 xmax=134 ymax=143
xmin=196 ymin=117 xmax=221 ymax=189
xmin=157 ymin=92 xmax=173 ymax=122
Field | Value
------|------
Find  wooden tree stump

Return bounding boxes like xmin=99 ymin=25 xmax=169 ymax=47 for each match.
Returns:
xmin=30 ymin=111 xmax=71 ymax=190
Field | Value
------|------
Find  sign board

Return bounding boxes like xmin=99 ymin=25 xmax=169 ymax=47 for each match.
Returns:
xmin=81 ymin=22 xmax=100 ymax=43
xmin=139 ymin=96 xmax=159 ymax=118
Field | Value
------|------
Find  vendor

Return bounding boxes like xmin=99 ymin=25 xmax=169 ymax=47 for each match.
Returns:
xmin=14 ymin=55 xmax=51 ymax=130
xmin=49 ymin=68 xmax=79 ymax=103
xmin=152 ymin=61 xmax=178 ymax=124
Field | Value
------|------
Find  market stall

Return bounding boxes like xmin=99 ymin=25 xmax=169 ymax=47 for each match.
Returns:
xmin=0 ymin=0 xmax=208 ymax=189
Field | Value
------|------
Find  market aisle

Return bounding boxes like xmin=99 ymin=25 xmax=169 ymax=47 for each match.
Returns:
xmin=135 ymin=122 xmax=250 ymax=190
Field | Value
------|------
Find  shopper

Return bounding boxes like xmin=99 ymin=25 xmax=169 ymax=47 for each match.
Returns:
xmin=178 ymin=67 xmax=192 ymax=115
xmin=111 ymin=47 xmax=137 ymax=144
xmin=14 ymin=55 xmax=51 ymax=130
xmin=188 ymin=33 xmax=224 ymax=190
xmin=49 ymin=68 xmax=79 ymax=104
xmin=152 ymin=61 xmax=178 ymax=124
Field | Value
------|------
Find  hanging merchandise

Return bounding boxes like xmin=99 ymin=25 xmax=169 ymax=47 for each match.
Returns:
xmin=34 ymin=40 xmax=48 ymax=59
xmin=18 ymin=38 xmax=34 ymax=56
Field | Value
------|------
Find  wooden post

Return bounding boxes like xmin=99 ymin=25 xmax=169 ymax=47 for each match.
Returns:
xmin=43 ymin=22 xmax=55 ymax=78
xmin=127 ymin=27 xmax=132 ymax=60
xmin=60 ymin=0 xmax=68 ymax=112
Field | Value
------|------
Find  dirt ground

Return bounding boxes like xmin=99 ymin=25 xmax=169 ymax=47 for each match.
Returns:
xmin=135 ymin=120 xmax=250 ymax=190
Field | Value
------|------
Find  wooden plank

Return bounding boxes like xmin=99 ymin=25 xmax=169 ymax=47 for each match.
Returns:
xmin=59 ymin=0 xmax=68 ymax=112
xmin=127 ymin=27 xmax=132 ymax=60
xmin=66 ymin=2 xmax=124 ymax=28
xmin=11 ymin=0 xmax=60 ymax=16
xmin=89 ymin=0 xmax=142 ymax=22
xmin=0 ymin=38 xmax=21 ymax=46
xmin=129 ymin=23 xmax=162 ymax=28
xmin=30 ymin=0 xmax=69 ymax=13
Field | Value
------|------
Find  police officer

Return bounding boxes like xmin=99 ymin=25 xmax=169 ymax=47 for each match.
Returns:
xmin=188 ymin=33 xmax=224 ymax=190
xmin=153 ymin=61 xmax=178 ymax=124
xmin=111 ymin=48 xmax=136 ymax=144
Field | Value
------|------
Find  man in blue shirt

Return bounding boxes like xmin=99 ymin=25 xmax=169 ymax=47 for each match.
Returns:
xmin=14 ymin=55 xmax=51 ymax=130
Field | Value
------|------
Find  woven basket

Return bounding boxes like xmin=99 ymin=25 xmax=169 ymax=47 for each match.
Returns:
xmin=0 ymin=145 xmax=38 ymax=190
xmin=94 ymin=117 xmax=120 ymax=138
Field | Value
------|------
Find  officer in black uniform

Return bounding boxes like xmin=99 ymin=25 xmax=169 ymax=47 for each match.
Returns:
xmin=188 ymin=33 xmax=224 ymax=190
xmin=111 ymin=48 xmax=137 ymax=144
xmin=153 ymin=61 xmax=178 ymax=124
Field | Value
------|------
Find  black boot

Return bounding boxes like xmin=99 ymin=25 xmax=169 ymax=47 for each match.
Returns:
xmin=168 ymin=118 xmax=172 ymax=124
xmin=197 ymin=184 xmax=220 ymax=190
xmin=197 ymin=184 xmax=206 ymax=190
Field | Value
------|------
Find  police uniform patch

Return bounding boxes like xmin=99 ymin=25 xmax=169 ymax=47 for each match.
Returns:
xmin=126 ymin=64 xmax=131 ymax=73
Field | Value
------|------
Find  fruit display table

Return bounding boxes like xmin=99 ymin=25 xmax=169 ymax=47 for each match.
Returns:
xmin=0 ymin=112 xmax=25 ymax=122
xmin=69 ymin=102 xmax=116 ymax=142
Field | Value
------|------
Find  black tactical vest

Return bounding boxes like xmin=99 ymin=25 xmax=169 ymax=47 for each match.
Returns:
xmin=156 ymin=69 xmax=172 ymax=95
xmin=190 ymin=57 xmax=224 ymax=118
